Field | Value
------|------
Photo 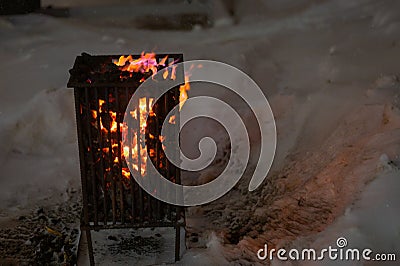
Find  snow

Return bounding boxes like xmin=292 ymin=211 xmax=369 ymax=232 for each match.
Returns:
xmin=0 ymin=87 xmax=79 ymax=210
xmin=271 ymin=165 xmax=400 ymax=266
xmin=0 ymin=0 xmax=400 ymax=264
xmin=178 ymin=232 xmax=230 ymax=265
xmin=312 ymin=169 xmax=400 ymax=266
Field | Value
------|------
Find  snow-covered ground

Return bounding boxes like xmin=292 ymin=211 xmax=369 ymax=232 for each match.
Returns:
xmin=0 ymin=0 xmax=399 ymax=264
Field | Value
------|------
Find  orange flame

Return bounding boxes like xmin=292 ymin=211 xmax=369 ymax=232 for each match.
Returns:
xmin=179 ymin=75 xmax=190 ymax=110
xmin=169 ymin=115 xmax=176 ymax=124
xmin=98 ymin=100 xmax=123 ymax=133
xmin=113 ymin=53 xmax=191 ymax=111
xmin=163 ymin=68 xmax=169 ymax=80
xmin=91 ymin=110 xmax=97 ymax=119
xmin=170 ymin=65 xmax=177 ymax=80
xmin=113 ymin=52 xmax=168 ymax=75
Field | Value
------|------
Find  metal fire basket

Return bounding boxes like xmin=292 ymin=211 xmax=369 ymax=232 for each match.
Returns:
xmin=67 ymin=53 xmax=184 ymax=265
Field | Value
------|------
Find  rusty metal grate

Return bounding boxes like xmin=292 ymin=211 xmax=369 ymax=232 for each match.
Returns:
xmin=67 ymin=53 xmax=184 ymax=265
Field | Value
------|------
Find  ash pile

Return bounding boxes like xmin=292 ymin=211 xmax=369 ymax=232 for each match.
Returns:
xmin=0 ymin=191 xmax=81 ymax=265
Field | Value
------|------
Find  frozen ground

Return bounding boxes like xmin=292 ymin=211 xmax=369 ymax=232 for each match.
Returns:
xmin=0 ymin=0 xmax=400 ymax=264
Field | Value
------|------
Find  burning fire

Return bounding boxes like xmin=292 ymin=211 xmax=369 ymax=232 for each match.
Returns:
xmin=113 ymin=52 xmax=191 ymax=110
xmin=92 ymin=96 xmax=154 ymax=178
xmin=97 ymin=100 xmax=123 ymax=133
xmin=113 ymin=52 xmax=168 ymax=75
xmin=123 ymin=97 xmax=154 ymax=177
xmin=104 ymin=53 xmax=195 ymax=180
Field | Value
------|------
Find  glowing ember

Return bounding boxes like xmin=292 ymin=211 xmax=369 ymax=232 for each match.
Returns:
xmin=130 ymin=110 xmax=137 ymax=119
xmin=148 ymin=98 xmax=155 ymax=116
xmin=109 ymin=111 xmax=119 ymax=132
xmin=99 ymin=99 xmax=105 ymax=111
xmin=91 ymin=96 xmax=156 ymax=177
xmin=91 ymin=110 xmax=97 ymax=119
xmin=169 ymin=115 xmax=176 ymax=124
xmin=96 ymin=100 xmax=124 ymax=133
xmin=122 ymin=168 xmax=130 ymax=179
xmin=122 ymin=97 xmax=154 ymax=176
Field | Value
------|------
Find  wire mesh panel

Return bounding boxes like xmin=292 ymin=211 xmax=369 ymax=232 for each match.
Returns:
xmin=68 ymin=53 xmax=184 ymax=264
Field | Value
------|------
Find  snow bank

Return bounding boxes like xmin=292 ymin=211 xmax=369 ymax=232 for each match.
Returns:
xmin=0 ymin=88 xmax=79 ymax=211
xmin=179 ymin=232 xmax=230 ymax=265
xmin=271 ymin=165 xmax=400 ymax=266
